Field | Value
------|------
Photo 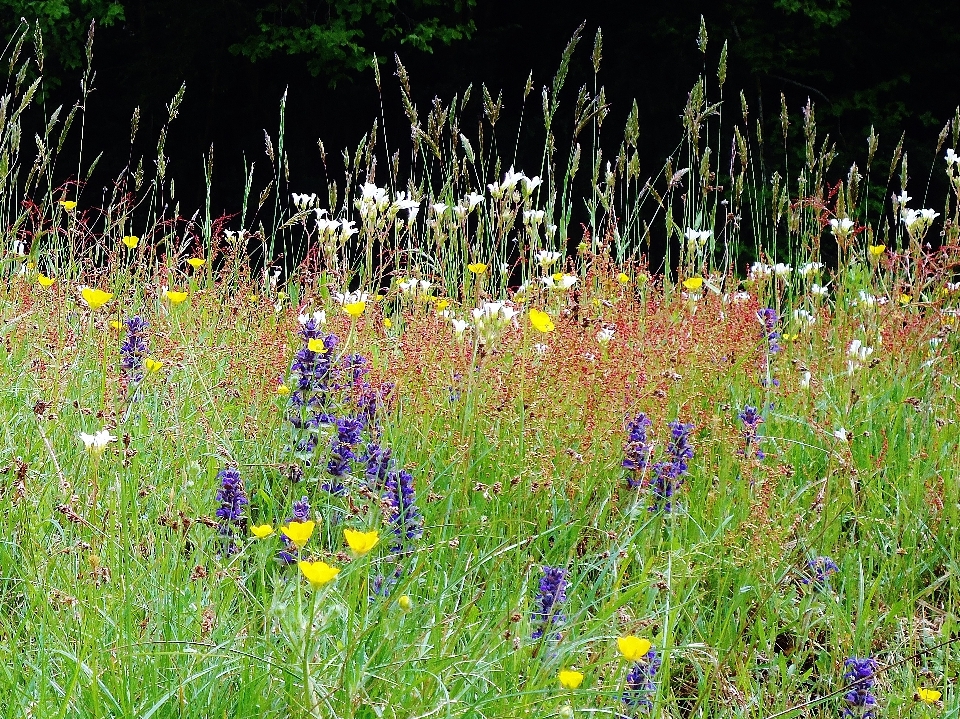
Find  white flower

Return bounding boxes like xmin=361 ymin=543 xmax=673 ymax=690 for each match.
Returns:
xmin=451 ymin=319 xmax=469 ymax=336
xmin=811 ymin=284 xmax=829 ymax=297
xmin=920 ymin=208 xmax=940 ymax=222
xmin=332 ymin=290 xmax=369 ymax=305
xmin=521 ymin=175 xmax=542 ymax=195
xmin=749 ymin=262 xmax=772 ymax=280
xmin=298 ymin=310 xmax=327 ymax=326
xmin=431 ymin=203 xmax=448 ymax=216
xmin=535 ymin=250 xmax=562 ymax=268
xmin=533 ymin=343 xmax=549 ymax=355
xmin=339 ymin=220 xmax=358 ymax=239
xmin=894 ymin=190 xmax=912 ymax=206
xmin=80 ymin=429 xmax=116 ymax=454
xmin=829 ymin=218 xmax=855 ymax=235
xmin=800 ymin=371 xmax=812 ymax=388
xmin=596 ymin=327 xmax=615 ymax=344
xmin=452 ymin=205 xmax=468 ymax=219
xmin=684 ymin=228 xmax=712 ymax=246
xmin=541 ymin=273 xmax=577 ymax=290
xmin=523 ymin=209 xmax=545 ymax=225
xmin=732 ymin=291 xmax=751 ymax=302
xmin=773 ymin=263 xmax=792 ymax=278
xmin=799 ymin=262 xmax=823 ymax=277
xmin=793 ymin=309 xmax=816 ymax=325
xmin=465 ymin=192 xmax=484 ymax=210
xmin=545 ymin=223 xmax=558 ymax=239
xmin=500 ymin=263 xmax=510 ymax=273
xmin=291 ymin=192 xmax=317 ymax=211
xmin=833 ymin=427 xmax=848 ymax=442
xmin=392 ymin=191 xmax=420 ymax=215
xmin=946 ymin=148 xmax=958 ymax=165
xmin=499 ymin=166 xmax=526 ymax=194
xmin=903 ymin=208 xmax=939 ymax=230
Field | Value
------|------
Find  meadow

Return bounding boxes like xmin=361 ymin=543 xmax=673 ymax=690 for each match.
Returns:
xmin=1 ymin=21 xmax=959 ymax=719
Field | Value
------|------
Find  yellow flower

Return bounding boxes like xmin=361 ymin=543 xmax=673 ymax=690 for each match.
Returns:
xmin=250 ymin=524 xmax=274 ymax=539
xmin=397 ymin=594 xmax=413 ymax=612
xmin=298 ymin=560 xmax=340 ymax=588
xmin=916 ymin=688 xmax=941 ymax=704
xmin=109 ymin=320 xmax=123 ymax=331
xmin=121 ymin=235 xmax=139 ymax=249
xmin=617 ymin=636 xmax=652 ymax=661
xmin=558 ymin=670 xmax=584 ymax=689
xmin=552 ymin=272 xmax=564 ymax=282
xmin=277 ymin=383 xmax=291 ymax=396
xmin=867 ymin=244 xmax=886 ymax=257
xmin=307 ymin=338 xmax=327 ymax=353
xmin=529 ymin=308 xmax=555 ymax=333
xmin=344 ymin=528 xmax=380 ymax=555
xmin=187 ymin=257 xmax=206 ymax=268
xmin=164 ymin=289 xmax=188 ymax=305
xmin=344 ymin=301 xmax=366 ymax=317
xmin=617 ymin=272 xmax=630 ymax=285
xmin=248 ymin=294 xmax=259 ymax=303
xmin=281 ymin=520 xmax=316 ymax=549
xmin=898 ymin=294 xmax=912 ymax=305
xmin=80 ymin=287 xmax=113 ymax=310
xmin=682 ymin=277 xmax=703 ymax=292
xmin=435 ymin=299 xmax=450 ymax=311
xmin=383 ymin=317 xmax=393 ymax=329
xmin=514 ymin=293 xmax=527 ymax=304
xmin=37 ymin=273 xmax=55 ymax=288
xmin=468 ymin=262 xmax=487 ymax=274
xmin=144 ymin=357 xmax=163 ymax=373
xmin=59 ymin=200 xmax=77 ymax=211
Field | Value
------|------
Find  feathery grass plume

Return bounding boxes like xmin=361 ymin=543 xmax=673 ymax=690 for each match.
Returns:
xmin=531 ymin=566 xmax=569 ymax=640
xmin=214 ymin=467 xmax=247 ymax=555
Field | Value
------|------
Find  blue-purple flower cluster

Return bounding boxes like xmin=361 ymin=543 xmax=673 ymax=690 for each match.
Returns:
xmin=758 ymin=308 xmax=782 ymax=355
xmin=120 ymin=316 xmax=149 ymax=386
xmin=623 ymin=413 xmax=654 ymax=488
xmin=371 ymin=464 xmax=423 ymax=597
xmin=738 ymin=405 xmax=764 ymax=459
xmin=803 ymin=555 xmax=839 ymax=588
xmin=531 ymin=566 xmax=569 ymax=640
xmin=215 ymin=466 xmax=247 ymax=555
xmin=622 ymin=648 xmax=661 ymax=713
xmin=842 ymin=657 xmax=878 ymax=719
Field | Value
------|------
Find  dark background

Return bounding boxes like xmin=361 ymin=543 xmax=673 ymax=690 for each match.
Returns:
xmin=5 ymin=0 xmax=960 ymax=234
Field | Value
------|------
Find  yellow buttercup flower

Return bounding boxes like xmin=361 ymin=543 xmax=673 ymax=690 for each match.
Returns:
xmin=298 ymin=560 xmax=340 ymax=588
xmin=617 ymin=272 xmax=630 ymax=285
xmin=617 ymin=636 xmax=652 ymax=661
xmin=435 ymin=299 xmax=450 ymax=311
xmin=552 ymin=272 xmax=564 ymax=282
xmin=37 ymin=273 xmax=55 ymax=288
xmin=383 ymin=317 xmax=393 ymax=329
xmin=344 ymin=528 xmax=380 ymax=555
xmin=344 ymin=301 xmax=366 ymax=317
xmin=121 ymin=235 xmax=139 ymax=249
xmin=250 ymin=524 xmax=274 ymax=539
xmin=164 ymin=289 xmax=188 ymax=305
xmin=277 ymin=383 xmax=291 ymax=396
xmin=248 ymin=294 xmax=259 ymax=303
xmin=109 ymin=320 xmax=123 ymax=331
xmin=558 ymin=670 xmax=584 ymax=689
xmin=682 ymin=277 xmax=703 ymax=291
xmin=187 ymin=257 xmax=206 ymax=268
xmin=467 ymin=262 xmax=487 ymax=274
xmin=80 ymin=287 xmax=113 ymax=310
xmin=307 ymin=338 xmax=327 ymax=353
xmin=281 ymin=520 xmax=316 ymax=549
xmin=529 ymin=308 xmax=555 ymax=333
xmin=59 ymin=200 xmax=77 ymax=211
xmin=916 ymin=688 xmax=941 ymax=704
xmin=867 ymin=244 xmax=886 ymax=257
xmin=898 ymin=294 xmax=912 ymax=305
xmin=144 ymin=358 xmax=163 ymax=373
xmin=397 ymin=594 xmax=413 ymax=612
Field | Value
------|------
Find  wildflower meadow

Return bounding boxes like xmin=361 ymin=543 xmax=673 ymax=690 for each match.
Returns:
xmin=1 ymin=19 xmax=959 ymax=719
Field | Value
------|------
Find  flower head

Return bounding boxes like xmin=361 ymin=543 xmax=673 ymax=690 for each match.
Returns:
xmin=842 ymin=657 xmax=878 ymax=719
xmin=281 ymin=520 xmax=316 ymax=549
xmin=80 ymin=288 xmax=113 ymax=310
xmin=250 ymin=524 xmax=274 ymax=539
xmin=215 ymin=467 xmax=248 ymax=555
xmin=79 ymin=429 xmax=117 ymax=454
xmin=617 ymin=636 xmax=652 ymax=661
xmin=344 ymin=528 xmax=380 ymax=555
xmin=37 ymin=273 xmax=55 ymax=288
xmin=617 ymin=272 xmax=630 ymax=285
xmin=298 ymin=560 xmax=340 ymax=588
xmin=531 ymin=566 xmax=569 ymax=640
xmin=121 ymin=235 xmax=139 ymax=249
xmin=187 ymin=257 xmax=206 ymax=268
xmin=467 ymin=262 xmax=487 ymax=274
xmin=916 ymin=688 xmax=941 ymax=704
xmin=622 ymin=647 xmax=661 ymax=711
xmin=164 ymin=289 xmax=188 ymax=305
xmin=528 ymin=308 xmax=555 ymax=333
xmin=558 ymin=670 xmax=584 ymax=690
xmin=344 ymin=301 xmax=366 ymax=317
xmin=59 ymin=200 xmax=77 ymax=211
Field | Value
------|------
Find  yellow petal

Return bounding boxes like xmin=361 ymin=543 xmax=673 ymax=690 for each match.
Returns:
xmin=344 ymin=528 xmax=380 ymax=555
xmin=617 ymin=272 xmax=630 ymax=285
xmin=37 ymin=273 xmax=55 ymax=288
xmin=144 ymin=358 xmax=163 ymax=373
xmin=916 ymin=688 xmax=941 ymax=704
xmin=528 ymin=308 xmax=555 ymax=333
xmin=682 ymin=277 xmax=703 ymax=291
xmin=276 ymin=383 xmax=291 ymax=396
xmin=164 ymin=290 xmax=188 ymax=305
xmin=397 ymin=594 xmax=413 ymax=612
xmin=281 ymin=520 xmax=316 ymax=549
xmin=558 ymin=670 xmax=584 ymax=689
xmin=617 ymin=636 xmax=652 ymax=661
xmin=59 ymin=200 xmax=77 ymax=211
xmin=80 ymin=287 xmax=114 ymax=310
xmin=298 ymin=560 xmax=340 ymax=587
xmin=383 ymin=317 xmax=393 ymax=329
xmin=250 ymin=524 xmax=274 ymax=539
xmin=344 ymin=301 xmax=366 ymax=317
xmin=121 ymin=235 xmax=139 ymax=249
xmin=467 ymin=262 xmax=487 ymax=274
